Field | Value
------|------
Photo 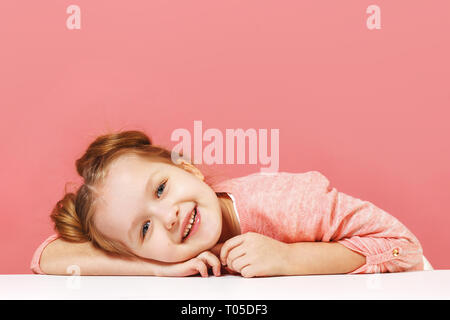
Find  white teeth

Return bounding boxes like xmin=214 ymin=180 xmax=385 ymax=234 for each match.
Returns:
xmin=183 ymin=208 xmax=197 ymax=239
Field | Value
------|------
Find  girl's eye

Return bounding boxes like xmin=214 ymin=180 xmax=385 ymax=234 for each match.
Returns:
xmin=156 ymin=180 xmax=167 ymax=198
xmin=142 ymin=221 xmax=151 ymax=238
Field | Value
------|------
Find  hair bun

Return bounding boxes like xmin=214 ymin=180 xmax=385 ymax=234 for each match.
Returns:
xmin=76 ymin=130 xmax=152 ymax=179
xmin=50 ymin=192 xmax=89 ymax=242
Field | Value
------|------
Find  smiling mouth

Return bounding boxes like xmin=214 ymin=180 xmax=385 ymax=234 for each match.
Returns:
xmin=182 ymin=207 xmax=197 ymax=241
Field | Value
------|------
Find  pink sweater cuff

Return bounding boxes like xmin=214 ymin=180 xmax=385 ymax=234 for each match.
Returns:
xmin=337 ymin=237 xmax=424 ymax=274
xmin=30 ymin=234 xmax=60 ymax=274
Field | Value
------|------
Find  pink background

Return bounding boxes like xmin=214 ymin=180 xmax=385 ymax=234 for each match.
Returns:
xmin=0 ymin=1 xmax=449 ymax=273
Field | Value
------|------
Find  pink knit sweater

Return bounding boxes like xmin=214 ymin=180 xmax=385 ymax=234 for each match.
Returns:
xmin=30 ymin=171 xmax=424 ymax=274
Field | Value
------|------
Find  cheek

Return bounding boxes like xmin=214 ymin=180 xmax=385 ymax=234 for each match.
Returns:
xmin=143 ymin=239 xmax=183 ymax=262
xmin=146 ymin=241 xmax=201 ymax=263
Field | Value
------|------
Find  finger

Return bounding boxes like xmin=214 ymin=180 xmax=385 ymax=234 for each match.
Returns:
xmin=226 ymin=246 xmax=246 ymax=270
xmin=224 ymin=265 xmax=240 ymax=275
xmin=240 ymin=265 xmax=256 ymax=278
xmin=193 ymin=259 xmax=208 ymax=277
xmin=197 ymin=251 xmax=220 ymax=276
xmin=229 ymin=254 xmax=250 ymax=273
xmin=220 ymin=235 xmax=245 ymax=266
xmin=233 ymin=254 xmax=250 ymax=273
xmin=197 ymin=251 xmax=221 ymax=276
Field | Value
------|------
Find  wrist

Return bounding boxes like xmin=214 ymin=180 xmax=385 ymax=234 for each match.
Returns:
xmin=143 ymin=258 xmax=164 ymax=276
xmin=282 ymin=243 xmax=305 ymax=276
xmin=124 ymin=256 xmax=161 ymax=276
xmin=282 ymin=241 xmax=367 ymax=275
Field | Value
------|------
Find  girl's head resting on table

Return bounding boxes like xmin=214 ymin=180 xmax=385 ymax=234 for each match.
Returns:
xmin=50 ymin=130 xmax=228 ymax=263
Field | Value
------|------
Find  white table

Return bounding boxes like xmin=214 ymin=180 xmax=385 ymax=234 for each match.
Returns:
xmin=1 ymin=270 xmax=449 ymax=300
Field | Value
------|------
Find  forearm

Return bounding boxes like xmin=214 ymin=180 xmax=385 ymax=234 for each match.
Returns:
xmin=40 ymin=239 xmax=161 ymax=276
xmin=284 ymin=241 xmax=366 ymax=275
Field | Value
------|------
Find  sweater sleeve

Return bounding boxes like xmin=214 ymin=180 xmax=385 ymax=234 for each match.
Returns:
xmin=304 ymin=171 xmax=424 ymax=274
xmin=30 ymin=234 xmax=60 ymax=274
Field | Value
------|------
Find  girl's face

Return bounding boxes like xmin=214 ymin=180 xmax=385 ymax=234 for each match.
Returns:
xmin=93 ymin=154 xmax=223 ymax=262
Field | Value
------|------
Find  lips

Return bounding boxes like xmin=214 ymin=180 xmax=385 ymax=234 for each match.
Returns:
xmin=181 ymin=205 xmax=196 ymax=241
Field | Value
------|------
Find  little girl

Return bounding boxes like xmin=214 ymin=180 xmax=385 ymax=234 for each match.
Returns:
xmin=30 ymin=130 xmax=425 ymax=278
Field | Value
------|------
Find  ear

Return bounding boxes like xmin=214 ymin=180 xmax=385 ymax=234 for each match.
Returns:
xmin=176 ymin=158 xmax=205 ymax=181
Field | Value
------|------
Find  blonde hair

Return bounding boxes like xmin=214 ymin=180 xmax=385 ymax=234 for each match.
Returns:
xmin=50 ymin=130 xmax=220 ymax=258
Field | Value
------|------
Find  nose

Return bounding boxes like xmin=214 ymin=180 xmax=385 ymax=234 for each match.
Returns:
xmin=162 ymin=206 xmax=179 ymax=230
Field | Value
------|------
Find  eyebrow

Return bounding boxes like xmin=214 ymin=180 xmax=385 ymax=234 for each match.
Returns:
xmin=127 ymin=170 xmax=157 ymax=245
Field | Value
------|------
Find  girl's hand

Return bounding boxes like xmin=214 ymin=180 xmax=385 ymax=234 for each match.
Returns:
xmin=219 ymin=232 xmax=290 ymax=278
xmin=155 ymin=250 xmax=221 ymax=277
